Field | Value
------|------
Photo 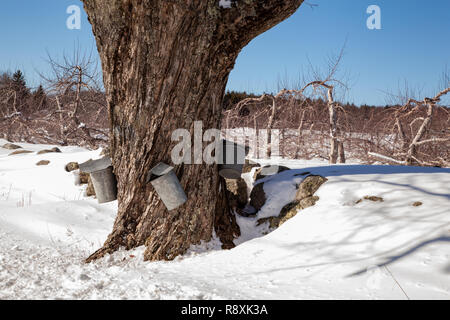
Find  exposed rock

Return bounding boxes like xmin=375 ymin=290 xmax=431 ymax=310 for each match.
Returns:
xmin=86 ymin=176 xmax=96 ymax=197
xmin=8 ymin=150 xmax=33 ymax=156
xmin=253 ymin=165 xmax=290 ymax=181
xmin=256 ymin=216 xmax=277 ymax=228
xmin=412 ymin=201 xmax=423 ymax=207
xmin=79 ymin=171 xmax=90 ymax=185
xmin=36 ymin=160 xmax=50 ymax=166
xmin=356 ymin=195 xmax=384 ymax=204
xmin=225 ymin=178 xmax=248 ymax=210
xmin=257 ymin=174 xmax=327 ymax=229
xmin=100 ymin=146 xmax=110 ymax=157
xmin=242 ymin=159 xmax=260 ymax=174
xmin=298 ymin=195 xmax=320 ymax=209
xmin=2 ymin=143 xmax=22 ymax=150
xmin=295 ymin=175 xmax=328 ymax=201
xmin=364 ymin=196 xmax=384 ymax=202
xmin=37 ymin=147 xmax=62 ymax=155
xmin=281 ymin=196 xmax=319 ymax=223
xmin=65 ymin=162 xmax=79 ymax=172
xmin=258 ymin=196 xmax=320 ymax=229
xmin=79 ymin=274 xmax=91 ymax=281
xmin=249 ymin=183 xmax=266 ymax=211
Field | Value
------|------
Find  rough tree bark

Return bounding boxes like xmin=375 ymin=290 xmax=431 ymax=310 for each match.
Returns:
xmin=82 ymin=0 xmax=304 ymax=262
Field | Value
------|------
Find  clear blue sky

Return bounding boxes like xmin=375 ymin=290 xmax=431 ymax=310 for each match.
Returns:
xmin=0 ymin=0 xmax=449 ymax=106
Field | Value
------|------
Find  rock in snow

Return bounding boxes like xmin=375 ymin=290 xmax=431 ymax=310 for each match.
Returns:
xmin=257 ymin=174 xmax=327 ymax=228
xmin=36 ymin=160 xmax=50 ymax=166
xmin=225 ymin=178 xmax=248 ymax=210
xmin=253 ymin=165 xmax=290 ymax=181
xmin=65 ymin=162 xmax=80 ymax=172
xmin=295 ymin=175 xmax=328 ymax=201
xmin=8 ymin=149 xmax=33 ymax=156
xmin=249 ymin=182 xmax=266 ymax=211
xmin=2 ymin=143 xmax=22 ymax=150
xmin=37 ymin=147 xmax=61 ymax=155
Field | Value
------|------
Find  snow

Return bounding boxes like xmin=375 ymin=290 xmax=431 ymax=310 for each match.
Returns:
xmin=0 ymin=138 xmax=449 ymax=299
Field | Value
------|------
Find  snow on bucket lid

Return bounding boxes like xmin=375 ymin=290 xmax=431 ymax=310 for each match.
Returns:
xmin=147 ymin=162 xmax=174 ymax=182
xmin=79 ymin=157 xmax=112 ymax=173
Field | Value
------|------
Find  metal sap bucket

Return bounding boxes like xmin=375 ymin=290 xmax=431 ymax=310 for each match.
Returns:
xmin=79 ymin=157 xmax=117 ymax=204
xmin=147 ymin=162 xmax=187 ymax=211
xmin=218 ymin=140 xmax=246 ymax=180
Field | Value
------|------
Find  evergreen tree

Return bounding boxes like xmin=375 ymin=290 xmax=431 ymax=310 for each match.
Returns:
xmin=32 ymin=85 xmax=47 ymax=109
xmin=12 ymin=70 xmax=27 ymax=91
xmin=11 ymin=70 xmax=29 ymax=111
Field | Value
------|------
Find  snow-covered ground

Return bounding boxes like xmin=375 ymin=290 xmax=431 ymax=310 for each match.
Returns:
xmin=0 ymin=139 xmax=449 ymax=300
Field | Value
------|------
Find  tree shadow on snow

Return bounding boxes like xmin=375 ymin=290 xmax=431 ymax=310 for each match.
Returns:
xmin=348 ymin=235 xmax=450 ymax=276
xmin=240 ymin=164 xmax=450 ymax=280
xmin=284 ymin=165 xmax=450 ymax=199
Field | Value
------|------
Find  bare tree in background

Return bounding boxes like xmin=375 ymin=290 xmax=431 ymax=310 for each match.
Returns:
xmin=0 ymin=71 xmax=29 ymax=119
xmin=0 ymin=71 xmax=31 ymax=140
xmin=40 ymin=47 xmax=107 ymax=147
xmin=369 ymin=75 xmax=450 ymax=167
xmin=298 ymin=81 xmax=345 ymax=163
xmin=300 ymin=45 xmax=349 ymax=164
xmin=229 ymin=45 xmax=349 ymax=164
xmin=233 ymin=93 xmax=282 ymax=158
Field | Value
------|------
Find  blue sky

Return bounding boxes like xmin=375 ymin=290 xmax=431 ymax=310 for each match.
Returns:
xmin=0 ymin=0 xmax=448 ymax=106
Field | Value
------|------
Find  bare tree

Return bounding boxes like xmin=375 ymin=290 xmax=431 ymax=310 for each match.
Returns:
xmin=233 ymin=93 xmax=280 ymax=158
xmin=370 ymin=87 xmax=450 ymax=166
xmin=298 ymin=81 xmax=342 ymax=163
xmin=300 ymin=44 xmax=349 ymax=164
xmin=0 ymin=71 xmax=30 ymax=140
xmin=0 ymin=71 xmax=28 ymax=120
xmin=228 ymin=78 xmax=347 ymax=164
xmin=39 ymin=47 xmax=106 ymax=147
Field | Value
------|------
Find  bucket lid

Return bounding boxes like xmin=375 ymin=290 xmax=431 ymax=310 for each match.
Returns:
xmin=219 ymin=167 xmax=242 ymax=180
xmin=79 ymin=157 xmax=112 ymax=173
xmin=147 ymin=162 xmax=174 ymax=182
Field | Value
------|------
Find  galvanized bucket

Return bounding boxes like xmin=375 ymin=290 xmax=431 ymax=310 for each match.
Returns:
xmin=218 ymin=140 xmax=246 ymax=180
xmin=79 ymin=157 xmax=117 ymax=204
xmin=79 ymin=157 xmax=112 ymax=173
xmin=147 ymin=162 xmax=187 ymax=211
xmin=90 ymin=166 xmax=118 ymax=204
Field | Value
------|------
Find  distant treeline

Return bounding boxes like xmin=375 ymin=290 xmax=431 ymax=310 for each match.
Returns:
xmin=1 ymin=70 xmax=449 ymax=166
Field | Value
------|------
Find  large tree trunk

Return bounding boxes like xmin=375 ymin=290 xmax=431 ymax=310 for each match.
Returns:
xmin=82 ymin=0 xmax=303 ymax=262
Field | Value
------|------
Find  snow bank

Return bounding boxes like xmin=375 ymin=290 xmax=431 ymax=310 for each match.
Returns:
xmin=0 ymin=139 xmax=449 ymax=299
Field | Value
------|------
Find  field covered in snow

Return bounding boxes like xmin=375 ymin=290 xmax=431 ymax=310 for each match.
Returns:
xmin=0 ymin=139 xmax=449 ymax=300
